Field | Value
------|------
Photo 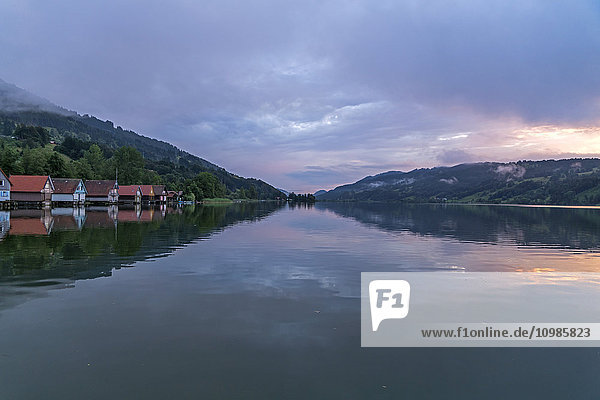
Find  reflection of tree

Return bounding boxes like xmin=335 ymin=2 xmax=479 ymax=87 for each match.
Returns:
xmin=318 ymin=203 xmax=600 ymax=250
xmin=0 ymin=203 xmax=283 ymax=283
xmin=115 ymin=220 xmax=159 ymax=257
xmin=288 ymin=202 xmax=314 ymax=210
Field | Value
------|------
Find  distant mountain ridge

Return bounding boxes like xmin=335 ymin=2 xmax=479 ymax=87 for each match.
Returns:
xmin=316 ymin=159 xmax=600 ymax=205
xmin=0 ymin=79 xmax=283 ymax=198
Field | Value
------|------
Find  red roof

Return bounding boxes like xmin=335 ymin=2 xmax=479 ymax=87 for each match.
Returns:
xmin=86 ymin=180 xmax=117 ymax=196
xmin=119 ymin=185 xmax=140 ymax=196
xmin=9 ymin=175 xmax=52 ymax=193
xmin=52 ymin=178 xmax=83 ymax=194
xmin=167 ymin=190 xmax=182 ymax=198
xmin=139 ymin=185 xmax=155 ymax=196
xmin=0 ymin=168 xmax=11 ymax=186
xmin=153 ymin=185 xmax=166 ymax=195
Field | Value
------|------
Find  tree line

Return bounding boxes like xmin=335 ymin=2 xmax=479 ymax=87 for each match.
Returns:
xmin=287 ymin=193 xmax=316 ymax=203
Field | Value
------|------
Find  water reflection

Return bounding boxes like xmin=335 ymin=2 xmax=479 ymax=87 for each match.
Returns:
xmin=3 ymin=202 xmax=600 ymax=284
xmin=3 ymin=202 xmax=600 ymax=313
xmin=318 ymin=203 xmax=600 ymax=250
xmin=0 ymin=211 xmax=10 ymax=241
xmin=0 ymin=203 xmax=282 ymax=275
xmin=1 ymin=203 xmax=600 ymax=398
xmin=0 ymin=203 xmax=283 ymax=311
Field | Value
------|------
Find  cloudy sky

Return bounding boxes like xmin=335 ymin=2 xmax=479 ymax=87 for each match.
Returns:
xmin=1 ymin=0 xmax=600 ymax=191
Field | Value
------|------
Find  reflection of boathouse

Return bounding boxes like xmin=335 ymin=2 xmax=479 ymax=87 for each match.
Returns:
xmin=0 ymin=211 xmax=9 ymax=241
xmin=117 ymin=206 xmax=142 ymax=222
xmin=115 ymin=207 xmax=163 ymax=223
xmin=51 ymin=207 xmax=87 ymax=231
xmin=139 ymin=208 xmax=156 ymax=222
xmin=0 ymin=206 xmax=171 ymax=238
xmin=83 ymin=207 xmax=118 ymax=228
xmin=8 ymin=209 xmax=53 ymax=236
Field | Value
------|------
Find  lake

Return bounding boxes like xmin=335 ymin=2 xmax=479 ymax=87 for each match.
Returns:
xmin=1 ymin=203 xmax=599 ymax=399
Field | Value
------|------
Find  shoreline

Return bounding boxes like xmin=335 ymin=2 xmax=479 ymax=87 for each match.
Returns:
xmin=315 ymin=200 xmax=600 ymax=209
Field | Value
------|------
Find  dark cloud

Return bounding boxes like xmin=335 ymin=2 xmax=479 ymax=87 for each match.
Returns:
xmin=286 ymin=162 xmax=408 ymax=190
xmin=286 ymin=166 xmax=352 ymax=188
xmin=323 ymin=1 xmax=600 ymax=123
xmin=437 ymin=149 xmax=478 ymax=166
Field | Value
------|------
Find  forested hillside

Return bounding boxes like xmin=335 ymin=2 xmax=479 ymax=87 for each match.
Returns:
xmin=316 ymin=159 xmax=600 ymax=205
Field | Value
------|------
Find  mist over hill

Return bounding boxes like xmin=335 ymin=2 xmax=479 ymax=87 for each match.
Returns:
xmin=316 ymin=159 xmax=600 ymax=205
xmin=0 ymin=78 xmax=75 ymax=115
xmin=0 ymin=79 xmax=284 ymax=198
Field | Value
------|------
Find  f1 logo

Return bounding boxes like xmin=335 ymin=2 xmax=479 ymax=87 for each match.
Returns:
xmin=369 ymin=280 xmax=411 ymax=331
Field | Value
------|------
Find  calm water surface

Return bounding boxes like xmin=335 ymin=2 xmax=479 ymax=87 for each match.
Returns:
xmin=1 ymin=203 xmax=599 ymax=399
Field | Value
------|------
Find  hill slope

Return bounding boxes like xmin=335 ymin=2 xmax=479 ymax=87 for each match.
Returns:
xmin=316 ymin=159 xmax=600 ymax=205
xmin=0 ymin=79 xmax=283 ymax=198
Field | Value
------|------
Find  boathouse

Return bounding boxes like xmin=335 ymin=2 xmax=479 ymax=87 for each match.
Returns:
xmin=153 ymin=185 xmax=167 ymax=203
xmin=86 ymin=180 xmax=119 ymax=204
xmin=139 ymin=185 xmax=155 ymax=203
xmin=0 ymin=168 xmax=10 ymax=203
xmin=9 ymin=175 xmax=54 ymax=205
xmin=52 ymin=178 xmax=87 ymax=205
xmin=118 ymin=185 xmax=142 ymax=204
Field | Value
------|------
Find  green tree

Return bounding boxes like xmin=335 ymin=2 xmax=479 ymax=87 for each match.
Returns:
xmin=196 ymin=172 xmax=226 ymax=198
xmin=184 ymin=172 xmax=225 ymax=200
xmin=141 ymin=169 xmax=162 ymax=185
xmin=247 ymin=185 xmax=258 ymax=199
xmin=111 ymin=146 xmax=144 ymax=184
xmin=232 ymin=188 xmax=247 ymax=199
xmin=84 ymin=144 xmax=107 ymax=178
xmin=183 ymin=192 xmax=196 ymax=202
xmin=55 ymin=136 xmax=90 ymax=159
xmin=13 ymin=125 xmax=50 ymax=148
xmin=73 ymin=158 xmax=95 ymax=180
xmin=185 ymin=182 xmax=202 ymax=201
xmin=47 ymin=152 xmax=70 ymax=177
xmin=0 ymin=144 xmax=21 ymax=175
xmin=21 ymin=147 xmax=49 ymax=175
